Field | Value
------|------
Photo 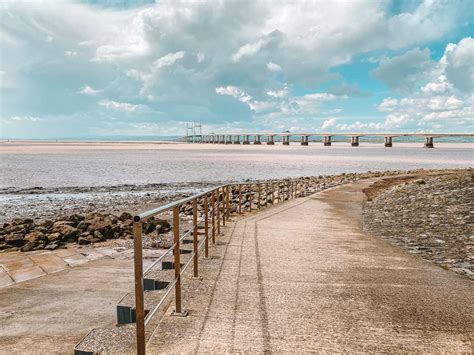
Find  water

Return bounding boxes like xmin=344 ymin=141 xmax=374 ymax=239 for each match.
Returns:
xmin=1 ymin=141 xmax=473 ymax=189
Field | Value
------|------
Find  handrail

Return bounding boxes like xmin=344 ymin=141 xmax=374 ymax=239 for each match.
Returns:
xmin=131 ymin=177 xmax=319 ymax=355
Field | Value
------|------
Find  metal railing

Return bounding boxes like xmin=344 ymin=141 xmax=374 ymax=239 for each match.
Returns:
xmin=132 ymin=177 xmax=318 ymax=354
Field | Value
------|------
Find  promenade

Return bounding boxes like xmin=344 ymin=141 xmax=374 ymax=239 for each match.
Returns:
xmin=147 ymin=179 xmax=473 ymax=353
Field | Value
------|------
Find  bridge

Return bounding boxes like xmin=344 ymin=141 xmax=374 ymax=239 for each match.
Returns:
xmin=188 ymin=133 xmax=474 ymax=148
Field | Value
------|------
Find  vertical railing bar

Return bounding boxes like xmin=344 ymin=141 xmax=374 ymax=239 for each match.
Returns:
xmin=238 ymin=184 xmax=242 ymax=215
xmin=172 ymin=205 xmax=184 ymax=315
xmin=211 ymin=190 xmax=216 ymax=243
xmin=193 ymin=198 xmax=198 ymax=278
xmin=133 ymin=221 xmax=145 ymax=355
xmin=217 ymin=188 xmax=221 ymax=235
xmin=204 ymin=194 xmax=209 ymax=258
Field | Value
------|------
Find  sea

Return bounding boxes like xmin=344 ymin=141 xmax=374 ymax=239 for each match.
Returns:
xmin=1 ymin=140 xmax=473 ymax=189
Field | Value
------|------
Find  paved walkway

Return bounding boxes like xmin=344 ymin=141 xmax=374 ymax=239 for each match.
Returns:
xmin=148 ymin=179 xmax=473 ymax=353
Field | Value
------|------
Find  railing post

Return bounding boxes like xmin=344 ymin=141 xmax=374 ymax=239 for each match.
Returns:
xmin=226 ymin=186 xmax=230 ymax=219
xmin=133 ymin=221 xmax=145 ymax=355
xmin=204 ymin=195 xmax=209 ymax=258
xmin=271 ymin=182 xmax=274 ymax=204
xmin=238 ymin=184 xmax=242 ymax=215
xmin=217 ymin=188 xmax=221 ymax=235
xmin=257 ymin=183 xmax=261 ymax=210
xmin=172 ymin=206 xmax=186 ymax=316
xmin=211 ymin=190 xmax=216 ymax=243
xmin=193 ymin=198 xmax=199 ymax=278
xmin=221 ymin=187 xmax=226 ymax=226
xmin=248 ymin=184 xmax=252 ymax=212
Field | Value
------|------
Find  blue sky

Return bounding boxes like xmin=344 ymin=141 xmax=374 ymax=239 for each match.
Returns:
xmin=0 ymin=0 xmax=473 ymax=138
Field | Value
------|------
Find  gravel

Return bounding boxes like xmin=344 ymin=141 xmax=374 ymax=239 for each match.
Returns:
xmin=363 ymin=169 xmax=473 ymax=279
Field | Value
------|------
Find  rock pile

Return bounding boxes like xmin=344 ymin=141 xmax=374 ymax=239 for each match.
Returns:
xmin=0 ymin=212 xmax=170 ymax=252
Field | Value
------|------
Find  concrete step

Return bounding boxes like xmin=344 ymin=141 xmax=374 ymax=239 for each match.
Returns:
xmin=74 ymin=324 xmax=135 ymax=354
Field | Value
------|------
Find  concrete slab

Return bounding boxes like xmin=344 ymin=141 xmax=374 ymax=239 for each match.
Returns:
xmin=28 ymin=253 xmax=67 ymax=274
xmin=0 ymin=265 xmax=13 ymax=287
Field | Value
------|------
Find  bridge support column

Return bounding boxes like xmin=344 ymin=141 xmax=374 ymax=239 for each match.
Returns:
xmin=254 ymin=135 xmax=261 ymax=144
xmin=233 ymin=135 xmax=241 ymax=144
xmin=301 ymin=135 xmax=309 ymax=146
xmin=384 ymin=136 xmax=393 ymax=147
xmin=283 ymin=136 xmax=290 ymax=145
xmin=351 ymin=136 xmax=359 ymax=147
xmin=324 ymin=135 xmax=332 ymax=146
xmin=267 ymin=135 xmax=275 ymax=145
xmin=225 ymin=135 xmax=232 ymax=144
xmin=243 ymin=135 xmax=250 ymax=144
xmin=424 ymin=137 xmax=434 ymax=148
xmin=219 ymin=135 xmax=225 ymax=144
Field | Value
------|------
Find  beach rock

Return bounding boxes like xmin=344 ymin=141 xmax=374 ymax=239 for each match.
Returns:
xmin=24 ymin=231 xmax=47 ymax=244
xmin=52 ymin=224 xmax=78 ymax=241
xmin=78 ymin=237 xmax=91 ymax=245
xmin=47 ymin=232 xmax=62 ymax=242
xmin=45 ymin=241 xmax=60 ymax=250
xmin=5 ymin=234 xmax=25 ymax=247
xmin=76 ymin=221 xmax=89 ymax=232
xmin=119 ymin=212 xmax=133 ymax=221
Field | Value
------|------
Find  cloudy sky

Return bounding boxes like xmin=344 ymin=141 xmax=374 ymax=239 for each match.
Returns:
xmin=0 ymin=0 xmax=473 ymax=139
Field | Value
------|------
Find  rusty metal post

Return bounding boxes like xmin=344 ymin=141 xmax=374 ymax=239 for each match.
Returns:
xmin=270 ymin=182 xmax=273 ymax=204
xmin=257 ymin=183 xmax=261 ymax=210
xmin=264 ymin=183 xmax=268 ymax=207
xmin=193 ymin=198 xmax=198 ymax=278
xmin=217 ymin=188 xmax=221 ymax=234
xmin=248 ymin=184 xmax=252 ymax=212
xmin=226 ymin=186 xmax=230 ymax=219
xmin=133 ymin=221 xmax=145 ymax=355
xmin=238 ymin=184 xmax=242 ymax=214
xmin=204 ymin=195 xmax=209 ymax=258
xmin=172 ymin=206 xmax=186 ymax=316
xmin=211 ymin=190 xmax=216 ymax=243
xmin=221 ymin=187 xmax=225 ymax=226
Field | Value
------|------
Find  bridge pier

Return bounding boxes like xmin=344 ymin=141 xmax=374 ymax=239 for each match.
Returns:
xmin=301 ymin=135 xmax=309 ymax=146
xmin=242 ymin=135 xmax=250 ymax=144
xmin=225 ymin=135 xmax=232 ymax=144
xmin=282 ymin=136 xmax=290 ymax=145
xmin=254 ymin=135 xmax=261 ymax=145
xmin=267 ymin=135 xmax=275 ymax=145
xmin=424 ymin=137 xmax=434 ymax=148
xmin=233 ymin=135 xmax=241 ymax=144
xmin=351 ymin=136 xmax=359 ymax=147
xmin=219 ymin=135 xmax=225 ymax=144
xmin=384 ymin=136 xmax=393 ymax=147
xmin=324 ymin=135 xmax=332 ymax=146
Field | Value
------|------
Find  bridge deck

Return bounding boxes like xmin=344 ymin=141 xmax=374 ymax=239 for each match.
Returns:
xmin=147 ymin=179 xmax=473 ymax=352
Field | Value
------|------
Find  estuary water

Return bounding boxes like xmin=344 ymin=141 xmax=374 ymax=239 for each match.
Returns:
xmin=1 ymin=141 xmax=473 ymax=189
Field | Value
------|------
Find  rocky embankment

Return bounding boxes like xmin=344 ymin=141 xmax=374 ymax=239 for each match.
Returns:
xmin=1 ymin=169 xmax=461 ymax=253
xmin=363 ymin=170 xmax=473 ymax=279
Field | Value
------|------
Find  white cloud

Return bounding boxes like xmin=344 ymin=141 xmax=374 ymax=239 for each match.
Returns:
xmin=11 ymin=116 xmax=42 ymax=122
xmin=442 ymin=37 xmax=474 ymax=93
xmin=154 ymin=51 xmax=186 ymax=69
xmin=267 ymin=62 xmax=282 ymax=72
xmin=197 ymin=52 xmax=205 ymax=63
xmin=77 ymin=85 xmax=101 ymax=96
xmin=64 ymin=50 xmax=78 ymax=58
xmin=98 ymin=99 xmax=144 ymax=112
xmin=232 ymin=40 xmax=266 ymax=62
xmin=321 ymin=118 xmax=337 ymax=129
xmin=267 ymin=87 xmax=289 ymax=98
xmin=374 ymin=38 xmax=474 ymax=131
xmin=372 ymin=48 xmax=435 ymax=94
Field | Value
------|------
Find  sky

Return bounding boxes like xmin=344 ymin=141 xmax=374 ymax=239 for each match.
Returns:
xmin=0 ymin=0 xmax=473 ymax=139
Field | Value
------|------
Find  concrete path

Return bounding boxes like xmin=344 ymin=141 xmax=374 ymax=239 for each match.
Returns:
xmin=0 ymin=247 xmax=158 ymax=353
xmin=148 ymin=179 xmax=473 ymax=353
